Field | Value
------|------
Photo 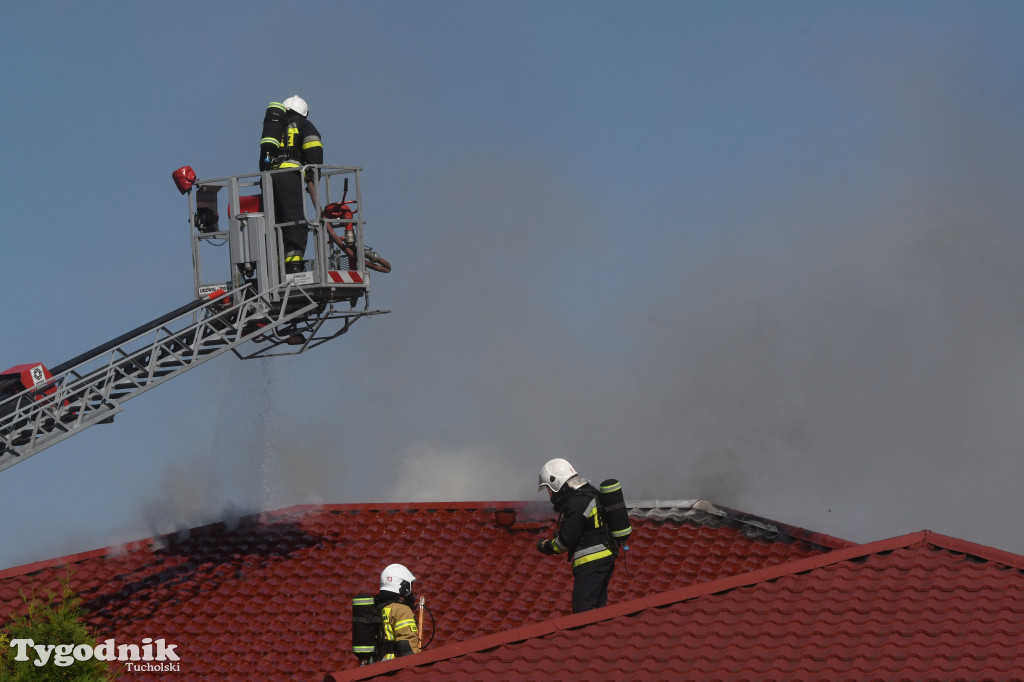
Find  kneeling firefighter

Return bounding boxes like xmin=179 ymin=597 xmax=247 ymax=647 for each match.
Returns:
xmin=352 ymin=564 xmax=421 ymax=664
xmin=536 ymin=458 xmax=632 ymax=614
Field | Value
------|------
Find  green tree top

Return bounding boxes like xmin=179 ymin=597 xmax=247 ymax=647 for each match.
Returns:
xmin=0 ymin=572 xmax=113 ymax=681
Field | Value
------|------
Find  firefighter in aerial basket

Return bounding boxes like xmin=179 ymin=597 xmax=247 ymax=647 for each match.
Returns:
xmin=352 ymin=564 xmax=422 ymax=664
xmin=536 ymin=458 xmax=632 ymax=614
xmin=259 ymin=95 xmax=324 ymax=274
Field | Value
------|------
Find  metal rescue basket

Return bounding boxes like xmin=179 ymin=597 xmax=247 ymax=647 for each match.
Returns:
xmin=181 ymin=164 xmax=389 ymax=357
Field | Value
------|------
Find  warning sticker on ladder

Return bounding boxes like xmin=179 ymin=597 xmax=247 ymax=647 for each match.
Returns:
xmin=328 ymin=271 xmax=365 ymax=284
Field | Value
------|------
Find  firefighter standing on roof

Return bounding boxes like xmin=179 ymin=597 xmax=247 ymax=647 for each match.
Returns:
xmin=536 ymin=458 xmax=617 ymax=613
xmin=259 ymin=95 xmax=324 ymax=273
xmin=375 ymin=564 xmax=421 ymax=659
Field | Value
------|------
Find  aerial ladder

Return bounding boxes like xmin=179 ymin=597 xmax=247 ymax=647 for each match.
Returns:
xmin=0 ymin=164 xmax=389 ymax=472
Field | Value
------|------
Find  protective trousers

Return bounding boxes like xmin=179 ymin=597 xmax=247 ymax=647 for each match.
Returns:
xmin=572 ymin=558 xmax=614 ymax=613
xmin=271 ymin=170 xmax=306 ymax=266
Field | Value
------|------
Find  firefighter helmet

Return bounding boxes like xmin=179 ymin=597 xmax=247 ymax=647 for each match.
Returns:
xmin=538 ymin=458 xmax=579 ymax=493
xmin=380 ymin=563 xmax=415 ymax=597
xmin=283 ymin=95 xmax=308 ymax=117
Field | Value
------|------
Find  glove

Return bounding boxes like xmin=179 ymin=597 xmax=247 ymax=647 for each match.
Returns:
xmin=536 ymin=538 xmax=553 ymax=554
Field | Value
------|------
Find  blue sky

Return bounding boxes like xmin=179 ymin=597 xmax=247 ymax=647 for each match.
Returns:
xmin=3 ymin=1 xmax=1024 ymax=570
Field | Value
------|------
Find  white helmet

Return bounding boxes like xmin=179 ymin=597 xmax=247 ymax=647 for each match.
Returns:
xmin=380 ymin=563 xmax=416 ymax=597
xmin=538 ymin=458 xmax=580 ymax=493
xmin=283 ymin=95 xmax=308 ymax=117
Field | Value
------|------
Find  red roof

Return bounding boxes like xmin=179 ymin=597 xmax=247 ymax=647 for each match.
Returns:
xmin=0 ymin=500 xmax=842 ymax=680
xmin=327 ymin=531 xmax=1024 ymax=681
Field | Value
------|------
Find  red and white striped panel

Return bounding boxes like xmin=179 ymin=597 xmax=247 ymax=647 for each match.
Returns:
xmin=328 ymin=271 xmax=365 ymax=284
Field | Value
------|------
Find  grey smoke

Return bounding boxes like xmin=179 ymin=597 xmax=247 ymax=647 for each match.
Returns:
xmin=138 ymin=131 xmax=1024 ymax=561
xmin=102 ymin=8 xmax=1024 ymax=557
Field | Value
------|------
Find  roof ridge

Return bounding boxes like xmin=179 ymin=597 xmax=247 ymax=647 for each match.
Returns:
xmin=9 ymin=503 xmax=993 ymax=589
xmin=715 ymin=504 xmax=856 ymax=550
xmin=2 ymin=499 xmax=799 ymax=578
xmin=920 ymin=530 xmax=1024 ymax=571
xmin=323 ymin=529 xmax=1024 ymax=681
xmin=628 ymin=500 xmax=854 ymax=549
xmin=0 ymin=541 xmax=152 ymax=581
xmin=0 ymin=502 xmax=539 ymax=577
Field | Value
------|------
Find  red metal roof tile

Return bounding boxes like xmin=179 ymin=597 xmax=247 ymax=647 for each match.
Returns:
xmin=0 ymin=500 xmax=843 ymax=680
xmin=326 ymin=531 xmax=1024 ymax=681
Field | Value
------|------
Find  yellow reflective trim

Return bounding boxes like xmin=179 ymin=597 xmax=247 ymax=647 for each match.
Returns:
xmin=352 ymin=597 xmax=375 ymax=606
xmin=278 ymin=161 xmax=301 ymax=168
xmin=572 ymin=548 xmax=613 ymax=568
xmin=285 ymin=255 xmax=303 ymax=262
xmin=302 ymin=140 xmax=323 ymax=150
xmin=395 ymin=618 xmax=417 ymax=631
xmin=601 ymin=482 xmax=621 ymax=493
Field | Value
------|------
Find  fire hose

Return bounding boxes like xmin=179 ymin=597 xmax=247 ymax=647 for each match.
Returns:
xmin=322 ymin=200 xmax=392 ymax=274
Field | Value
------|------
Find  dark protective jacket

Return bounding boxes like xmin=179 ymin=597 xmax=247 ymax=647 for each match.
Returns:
xmin=375 ymin=594 xmax=420 ymax=660
xmin=539 ymin=483 xmax=614 ymax=571
xmin=259 ymin=102 xmax=324 ymax=171
xmin=260 ymin=102 xmax=286 ymax=170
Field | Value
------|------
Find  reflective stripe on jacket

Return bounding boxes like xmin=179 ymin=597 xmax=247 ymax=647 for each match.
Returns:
xmin=548 ymin=485 xmax=614 ymax=570
xmin=277 ymin=115 xmax=323 ymax=168
xmin=259 ymin=102 xmax=287 ymax=169
xmin=568 ymin=496 xmax=613 ymax=568
xmin=381 ymin=601 xmax=420 ymax=660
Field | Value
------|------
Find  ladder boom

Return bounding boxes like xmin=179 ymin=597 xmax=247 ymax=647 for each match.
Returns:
xmin=0 ymin=281 xmax=383 ymax=471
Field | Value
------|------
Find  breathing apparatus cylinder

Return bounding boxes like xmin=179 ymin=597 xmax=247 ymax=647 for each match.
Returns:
xmin=599 ymin=479 xmax=632 ymax=543
xmin=351 ymin=593 xmax=378 ymax=665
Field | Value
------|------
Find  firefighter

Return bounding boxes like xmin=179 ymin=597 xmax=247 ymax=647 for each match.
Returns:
xmin=259 ymin=95 xmax=324 ymax=273
xmin=536 ymin=458 xmax=616 ymax=613
xmin=375 ymin=563 xmax=421 ymax=660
